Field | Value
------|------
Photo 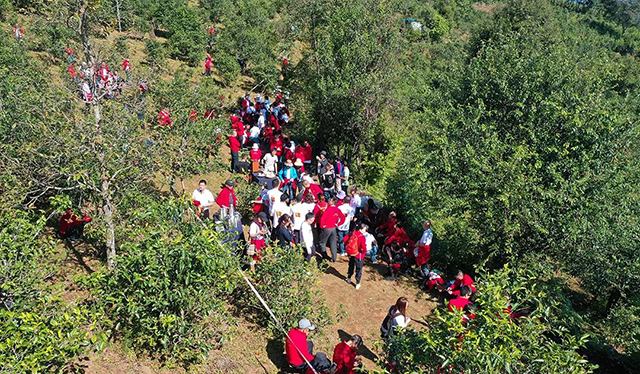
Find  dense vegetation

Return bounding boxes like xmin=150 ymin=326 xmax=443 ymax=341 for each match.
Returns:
xmin=0 ymin=0 xmax=638 ymax=372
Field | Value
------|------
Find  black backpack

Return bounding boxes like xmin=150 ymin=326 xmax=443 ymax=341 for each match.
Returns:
xmin=380 ymin=306 xmax=400 ymax=338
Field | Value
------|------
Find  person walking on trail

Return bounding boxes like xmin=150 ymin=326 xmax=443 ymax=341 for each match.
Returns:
xmin=337 ymin=193 xmax=355 ymax=256
xmin=341 ymin=161 xmax=350 ymax=191
xmin=380 ymin=297 xmax=411 ymax=339
xmin=345 ymin=223 xmax=368 ymax=290
xmin=333 ymin=334 xmax=364 ymax=374
xmin=285 ymin=319 xmax=319 ymax=371
xmin=203 ymin=55 xmax=212 ymax=76
xmin=229 ymin=130 xmax=241 ymax=172
xmin=318 ymin=196 xmax=345 ymax=262
xmin=192 ymin=179 xmax=215 ymax=219
xmin=215 ymin=179 xmax=237 ymax=209
xmin=300 ymin=212 xmax=316 ymax=262
xmin=320 ymin=163 xmax=337 ymax=200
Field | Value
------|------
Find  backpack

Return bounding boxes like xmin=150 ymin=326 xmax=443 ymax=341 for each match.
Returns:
xmin=380 ymin=306 xmax=400 ymax=339
xmin=346 ymin=233 xmax=360 ymax=256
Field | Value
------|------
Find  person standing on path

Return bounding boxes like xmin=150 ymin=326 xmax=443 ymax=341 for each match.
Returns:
xmin=192 ymin=179 xmax=215 ymax=219
xmin=229 ymin=130 xmax=241 ymax=172
xmin=318 ymin=197 xmax=345 ymax=262
xmin=345 ymin=223 xmax=368 ymax=290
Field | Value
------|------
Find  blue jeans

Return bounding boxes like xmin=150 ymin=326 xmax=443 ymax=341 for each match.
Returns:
xmin=337 ymin=230 xmax=348 ymax=254
xmin=367 ymin=244 xmax=378 ymax=262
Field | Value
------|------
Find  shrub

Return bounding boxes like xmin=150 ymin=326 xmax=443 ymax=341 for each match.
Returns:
xmin=215 ymin=51 xmax=240 ymax=85
xmin=237 ymin=244 xmax=334 ymax=339
xmin=84 ymin=198 xmax=241 ymax=367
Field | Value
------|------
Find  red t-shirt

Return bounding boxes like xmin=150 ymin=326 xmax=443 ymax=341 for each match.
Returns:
xmin=215 ymin=187 xmax=237 ymax=208
xmin=348 ymin=231 xmax=368 ymax=261
xmin=302 ymin=145 xmax=312 ymax=163
xmin=250 ymin=149 xmax=262 ymax=161
xmin=303 ymin=183 xmax=323 ymax=203
xmin=448 ymin=297 xmax=471 ymax=312
xmin=285 ymin=328 xmax=314 ymax=366
xmin=451 ymin=274 xmax=476 ymax=295
xmin=229 ymin=136 xmax=241 ymax=152
xmin=333 ymin=341 xmax=357 ymax=374
xmin=320 ymin=205 xmax=346 ymax=229
xmin=313 ymin=201 xmax=328 ymax=225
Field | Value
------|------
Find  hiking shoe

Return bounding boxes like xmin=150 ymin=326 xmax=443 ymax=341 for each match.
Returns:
xmin=355 ymin=283 xmax=361 ymax=290
xmin=345 ymin=278 xmax=353 ymax=285
xmin=340 ymin=252 xmax=347 ymax=257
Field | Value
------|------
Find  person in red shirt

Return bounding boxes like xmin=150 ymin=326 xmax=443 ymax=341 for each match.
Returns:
xmin=215 ymin=180 xmax=237 ymax=209
xmin=301 ymin=179 xmax=323 ymax=203
xmin=59 ymin=209 xmax=92 ymax=240
xmin=158 ymin=108 xmax=172 ymax=127
xmin=384 ymin=224 xmax=415 ymax=248
xmin=250 ymin=143 xmax=262 ymax=172
xmin=375 ymin=211 xmax=397 ymax=239
xmin=229 ymin=131 xmax=241 ymax=172
xmin=318 ymin=197 xmax=346 ymax=263
xmin=301 ymin=141 xmax=313 ymax=173
xmin=448 ymin=270 xmax=476 ymax=296
xmin=285 ymin=319 xmax=316 ymax=371
xmin=345 ymin=224 xmax=368 ymax=289
xmin=122 ymin=58 xmax=131 ymax=79
xmin=333 ymin=335 xmax=363 ymax=374
xmin=68 ymin=65 xmax=77 ymax=82
xmin=203 ymin=55 xmax=212 ymax=76
xmin=448 ymin=285 xmax=473 ymax=312
xmin=189 ymin=109 xmax=197 ymax=123
xmin=232 ymin=119 xmax=245 ymax=146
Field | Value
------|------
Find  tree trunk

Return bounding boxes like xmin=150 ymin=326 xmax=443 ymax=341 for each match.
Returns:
xmin=604 ymin=288 xmax=621 ymax=317
xmin=116 ymin=0 xmax=122 ymax=32
xmin=102 ymin=178 xmax=116 ymax=268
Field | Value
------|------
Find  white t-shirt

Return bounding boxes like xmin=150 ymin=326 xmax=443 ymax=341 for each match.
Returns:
xmin=364 ymin=232 xmax=376 ymax=252
xmin=258 ymin=114 xmax=265 ymax=128
xmin=192 ymin=189 xmax=215 ymax=211
xmin=419 ymin=229 xmax=433 ymax=246
xmin=272 ymin=202 xmax=291 ymax=227
xmin=249 ymin=221 xmax=265 ymax=241
xmin=350 ymin=193 xmax=361 ymax=209
xmin=249 ymin=125 xmax=260 ymax=138
xmin=266 ymin=188 xmax=283 ymax=215
xmin=263 ymin=153 xmax=278 ymax=175
xmin=301 ymin=221 xmax=314 ymax=252
xmin=392 ymin=314 xmax=410 ymax=328
xmin=337 ymin=204 xmax=355 ymax=231
xmin=342 ymin=166 xmax=350 ymax=185
xmin=291 ymin=202 xmax=315 ymax=231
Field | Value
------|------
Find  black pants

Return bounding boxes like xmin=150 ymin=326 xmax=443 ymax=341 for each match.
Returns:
xmin=290 ymin=341 xmax=314 ymax=371
xmin=231 ymin=151 xmax=239 ymax=172
xmin=318 ymin=228 xmax=337 ymax=262
xmin=304 ymin=245 xmax=316 ymax=262
xmin=62 ymin=222 xmax=86 ymax=240
xmin=348 ymin=256 xmax=363 ymax=283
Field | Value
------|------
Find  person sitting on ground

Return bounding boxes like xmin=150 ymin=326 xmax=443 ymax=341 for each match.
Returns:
xmin=425 ymin=269 xmax=445 ymax=291
xmin=381 ymin=297 xmax=411 ymax=339
xmin=333 ymin=334 xmax=363 ymax=374
xmin=375 ymin=211 xmax=398 ymax=240
xmin=192 ymin=179 xmax=215 ymax=219
xmin=215 ymin=179 xmax=237 ymax=210
xmin=59 ymin=208 xmax=92 ymax=240
xmin=443 ymin=270 xmax=477 ymax=297
xmin=285 ymin=319 xmax=318 ymax=371
xmin=448 ymin=285 xmax=473 ymax=312
xmin=275 ymin=214 xmax=295 ymax=248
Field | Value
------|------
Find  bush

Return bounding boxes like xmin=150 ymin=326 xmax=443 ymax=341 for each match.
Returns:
xmin=237 ymin=244 xmax=334 ymax=339
xmin=145 ymin=39 xmax=166 ymax=67
xmin=84 ymin=198 xmax=240 ymax=367
xmin=381 ymin=262 xmax=596 ymax=373
xmin=422 ymin=6 xmax=450 ymax=41
xmin=215 ymin=51 xmax=240 ymax=85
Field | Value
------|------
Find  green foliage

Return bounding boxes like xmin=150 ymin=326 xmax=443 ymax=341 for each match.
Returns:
xmin=145 ymin=39 xmax=166 ymax=67
xmin=0 ymin=0 xmax=11 ymax=20
xmin=84 ymin=196 xmax=240 ymax=366
xmin=597 ymin=299 xmax=640 ymax=359
xmin=157 ymin=0 xmax=207 ymax=65
xmin=238 ymin=244 xmax=333 ymax=338
xmin=215 ymin=51 xmax=241 ymax=85
xmin=233 ymin=176 xmax=261 ymax=219
xmin=422 ymin=5 xmax=450 ymax=41
xmin=382 ymin=262 xmax=596 ymax=373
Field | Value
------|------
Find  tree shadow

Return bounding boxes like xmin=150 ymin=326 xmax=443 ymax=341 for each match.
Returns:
xmin=337 ymin=329 xmax=379 ymax=362
xmin=64 ymin=238 xmax=102 ymax=274
xmin=266 ymin=338 xmax=288 ymax=373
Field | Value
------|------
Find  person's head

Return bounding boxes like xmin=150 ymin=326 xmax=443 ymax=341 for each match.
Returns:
xmin=460 ymin=285 xmax=472 ymax=299
xmin=241 ymin=154 xmax=248 ymax=161
xmin=327 ymin=196 xmax=335 ymax=206
xmin=280 ymin=194 xmax=289 ymax=204
xmin=347 ymin=334 xmax=363 ymax=349
xmin=285 ymin=159 xmax=293 ymax=168
xmin=350 ymin=187 xmax=357 ymax=196
xmin=334 ymin=156 xmax=340 ymax=163
xmin=359 ymin=223 xmax=369 ymax=234
xmin=271 ymin=148 xmax=277 ymax=155
xmin=304 ymin=140 xmax=309 ymax=146
xmin=198 ymin=180 xmax=207 ymax=191
xmin=252 ymin=143 xmax=259 ymax=150
xmin=279 ymin=213 xmax=291 ymax=227
xmin=297 ymin=318 xmax=315 ymax=333
xmin=423 ymin=219 xmax=431 ymax=230
xmin=302 ymin=179 xmax=310 ymax=188
xmin=224 ymin=180 xmax=235 ymax=189
xmin=395 ymin=297 xmax=409 ymax=317
xmin=260 ymin=181 xmax=268 ymax=190
xmin=455 ymin=270 xmax=465 ymax=281
xmin=343 ymin=196 xmax=351 ymax=204
xmin=389 ymin=211 xmax=397 ymax=219
xmin=304 ymin=193 xmax=315 ymax=204
xmin=305 ymin=212 xmax=315 ymax=224
xmin=294 ymin=158 xmax=303 ymax=168
xmin=336 ymin=190 xmax=346 ymax=201
xmin=320 ymin=151 xmax=327 ymax=159
xmin=256 ymin=212 xmax=267 ymax=223
xmin=317 ymin=193 xmax=325 ymax=203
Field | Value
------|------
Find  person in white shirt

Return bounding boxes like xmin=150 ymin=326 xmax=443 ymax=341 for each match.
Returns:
xmin=272 ymin=194 xmax=292 ymax=228
xmin=364 ymin=231 xmax=378 ymax=262
xmin=337 ymin=193 xmax=355 ymax=256
xmin=262 ymin=148 xmax=278 ymax=177
xmin=300 ymin=213 xmax=316 ymax=262
xmin=290 ymin=196 xmax=316 ymax=243
xmin=414 ymin=219 xmax=433 ymax=276
xmin=257 ymin=113 xmax=265 ymax=129
xmin=192 ymin=179 xmax=215 ymax=219
xmin=249 ymin=124 xmax=260 ymax=145
xmin=350 ymin=188 xmax=362 ymax=214
xmin=266 ymin=182 xmax=283 ymax=217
